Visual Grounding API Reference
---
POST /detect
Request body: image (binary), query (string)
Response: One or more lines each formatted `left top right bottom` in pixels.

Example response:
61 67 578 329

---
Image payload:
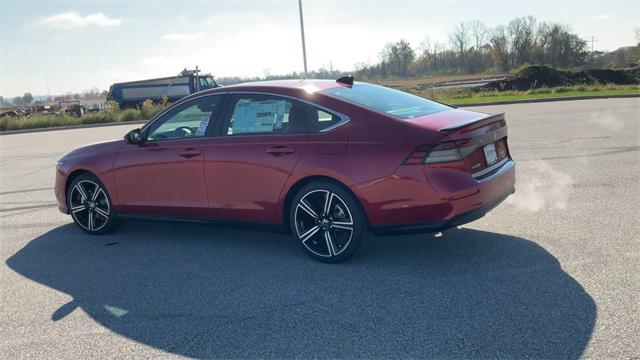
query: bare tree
508 16 537 67
542 23 588 68
469 20 488 72
432 41 445 71
533 22 551 66
419 37 433 59
490 25 510 71
449 22 469 71
354 15 591 79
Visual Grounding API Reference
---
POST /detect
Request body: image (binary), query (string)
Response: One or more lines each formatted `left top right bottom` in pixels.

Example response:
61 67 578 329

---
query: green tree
380 40 415 77
22 92 33 104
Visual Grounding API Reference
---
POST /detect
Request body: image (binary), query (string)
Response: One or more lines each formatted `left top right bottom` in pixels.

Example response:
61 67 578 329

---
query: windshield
199 76 216 89
322 83 451 119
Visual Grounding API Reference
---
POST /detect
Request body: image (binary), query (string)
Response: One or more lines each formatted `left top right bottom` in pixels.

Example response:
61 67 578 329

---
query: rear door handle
178 148 202 159
266 146 295 157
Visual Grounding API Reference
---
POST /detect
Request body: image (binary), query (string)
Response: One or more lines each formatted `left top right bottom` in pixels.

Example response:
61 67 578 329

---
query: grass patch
430 85 639 106
0 101 166 132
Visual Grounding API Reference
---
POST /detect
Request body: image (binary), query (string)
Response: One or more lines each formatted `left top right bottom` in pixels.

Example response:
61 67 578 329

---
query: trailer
107 68 219 108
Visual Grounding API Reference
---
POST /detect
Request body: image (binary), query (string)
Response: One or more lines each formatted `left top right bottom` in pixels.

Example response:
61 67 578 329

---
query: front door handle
266 146 295 157
178 148 202 159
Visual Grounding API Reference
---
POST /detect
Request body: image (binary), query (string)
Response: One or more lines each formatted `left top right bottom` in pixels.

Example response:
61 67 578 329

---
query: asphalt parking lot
1 98 638 358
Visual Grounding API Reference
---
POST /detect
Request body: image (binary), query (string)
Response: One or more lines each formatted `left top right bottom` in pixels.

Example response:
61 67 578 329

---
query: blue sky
1 0 639 97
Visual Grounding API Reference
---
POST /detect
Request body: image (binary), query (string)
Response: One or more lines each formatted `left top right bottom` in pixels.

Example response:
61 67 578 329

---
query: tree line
355 16 594 78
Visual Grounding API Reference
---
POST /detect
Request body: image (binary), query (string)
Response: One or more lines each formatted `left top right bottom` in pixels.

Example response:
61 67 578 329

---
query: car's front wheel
290 181 365 263
67 173 118 235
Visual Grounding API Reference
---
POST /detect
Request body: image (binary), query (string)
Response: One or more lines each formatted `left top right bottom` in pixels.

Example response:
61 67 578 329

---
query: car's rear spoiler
439 113 505 132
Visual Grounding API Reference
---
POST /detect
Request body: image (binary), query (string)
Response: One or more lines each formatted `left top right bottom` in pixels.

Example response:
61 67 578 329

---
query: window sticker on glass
233 99 286 133
195 116 210 136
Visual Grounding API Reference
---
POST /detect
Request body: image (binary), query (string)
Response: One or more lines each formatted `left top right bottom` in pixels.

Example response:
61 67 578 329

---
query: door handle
266 146 295 157
178 148 202 159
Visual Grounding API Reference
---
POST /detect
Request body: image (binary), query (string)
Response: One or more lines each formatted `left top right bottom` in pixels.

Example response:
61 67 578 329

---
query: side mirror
125 128 144 144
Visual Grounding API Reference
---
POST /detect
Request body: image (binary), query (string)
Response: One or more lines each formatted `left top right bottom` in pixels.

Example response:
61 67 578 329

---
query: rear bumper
371 186 514 235
365 158 516 235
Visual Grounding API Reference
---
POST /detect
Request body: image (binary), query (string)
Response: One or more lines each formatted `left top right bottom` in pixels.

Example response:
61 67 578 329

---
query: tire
289 180 366 263
67 173 119 235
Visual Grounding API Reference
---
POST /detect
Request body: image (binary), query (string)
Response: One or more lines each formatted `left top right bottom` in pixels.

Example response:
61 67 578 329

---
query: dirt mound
481 66 640 91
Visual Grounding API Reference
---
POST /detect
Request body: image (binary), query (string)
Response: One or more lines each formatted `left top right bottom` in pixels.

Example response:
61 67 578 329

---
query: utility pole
44 71 50 101
298 0 308 77
586 36 597 65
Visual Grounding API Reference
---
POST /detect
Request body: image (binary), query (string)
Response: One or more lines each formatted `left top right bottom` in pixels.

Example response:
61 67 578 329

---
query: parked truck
107 68 219 108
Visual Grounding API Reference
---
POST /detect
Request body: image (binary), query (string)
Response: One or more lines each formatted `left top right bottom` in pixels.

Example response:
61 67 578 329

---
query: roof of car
222 79 345 90
182 79 354 103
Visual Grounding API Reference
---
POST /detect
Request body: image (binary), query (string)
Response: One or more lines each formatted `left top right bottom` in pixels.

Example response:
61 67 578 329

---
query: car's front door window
147 96 220 141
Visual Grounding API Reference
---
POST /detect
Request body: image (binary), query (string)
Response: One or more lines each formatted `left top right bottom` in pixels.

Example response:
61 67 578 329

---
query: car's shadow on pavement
7 220 595 359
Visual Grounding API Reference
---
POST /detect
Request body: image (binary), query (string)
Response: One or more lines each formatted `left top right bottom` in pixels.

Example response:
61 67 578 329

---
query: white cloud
593 14 614 20
161 32 203 41
37 12 122 29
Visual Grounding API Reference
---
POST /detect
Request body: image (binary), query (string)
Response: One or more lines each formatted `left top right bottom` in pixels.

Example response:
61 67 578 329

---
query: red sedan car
55 77 515 262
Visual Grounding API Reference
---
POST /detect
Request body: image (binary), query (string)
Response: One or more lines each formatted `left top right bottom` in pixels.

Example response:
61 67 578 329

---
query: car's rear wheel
67 173 118 235
290 181 365 263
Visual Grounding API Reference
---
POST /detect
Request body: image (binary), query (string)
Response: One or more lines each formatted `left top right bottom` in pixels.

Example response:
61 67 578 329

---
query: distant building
81 99 107 111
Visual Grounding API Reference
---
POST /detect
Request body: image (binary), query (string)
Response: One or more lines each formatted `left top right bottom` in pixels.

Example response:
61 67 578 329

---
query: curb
0 120 148 136
1 93 638 135
450 93 640 107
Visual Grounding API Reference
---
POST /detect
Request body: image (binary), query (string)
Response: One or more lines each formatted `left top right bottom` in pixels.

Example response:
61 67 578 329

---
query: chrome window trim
224 91 351 134
141 90 351 136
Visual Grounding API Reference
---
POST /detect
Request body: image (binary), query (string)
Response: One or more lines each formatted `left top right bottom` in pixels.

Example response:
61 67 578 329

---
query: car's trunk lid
405 109 510 175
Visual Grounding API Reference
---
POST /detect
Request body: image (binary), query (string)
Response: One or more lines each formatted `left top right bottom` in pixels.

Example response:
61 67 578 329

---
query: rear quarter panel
273 91 450 224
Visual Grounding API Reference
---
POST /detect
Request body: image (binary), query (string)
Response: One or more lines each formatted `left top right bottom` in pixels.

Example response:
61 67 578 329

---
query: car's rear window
322 83 451 119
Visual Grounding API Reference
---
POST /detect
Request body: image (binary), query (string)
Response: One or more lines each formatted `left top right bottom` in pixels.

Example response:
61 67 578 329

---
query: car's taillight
423 142 463 164
403 145 432 165
403 142 477 165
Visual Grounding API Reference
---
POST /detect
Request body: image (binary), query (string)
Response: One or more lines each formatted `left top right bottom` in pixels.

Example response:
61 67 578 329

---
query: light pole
298 0 308 77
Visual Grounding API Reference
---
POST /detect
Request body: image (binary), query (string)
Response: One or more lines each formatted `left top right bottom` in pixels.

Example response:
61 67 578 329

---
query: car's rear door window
225 95 342 135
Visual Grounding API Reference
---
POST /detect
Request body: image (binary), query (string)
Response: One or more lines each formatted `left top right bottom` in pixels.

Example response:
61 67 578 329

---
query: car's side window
225 95 342 136
311 109 342 132
226 95 292 135
147 96 220 141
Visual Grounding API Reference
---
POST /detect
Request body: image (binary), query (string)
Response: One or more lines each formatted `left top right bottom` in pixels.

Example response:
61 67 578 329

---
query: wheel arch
65 169 93 191
282 175 369 234
64 169 97 207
